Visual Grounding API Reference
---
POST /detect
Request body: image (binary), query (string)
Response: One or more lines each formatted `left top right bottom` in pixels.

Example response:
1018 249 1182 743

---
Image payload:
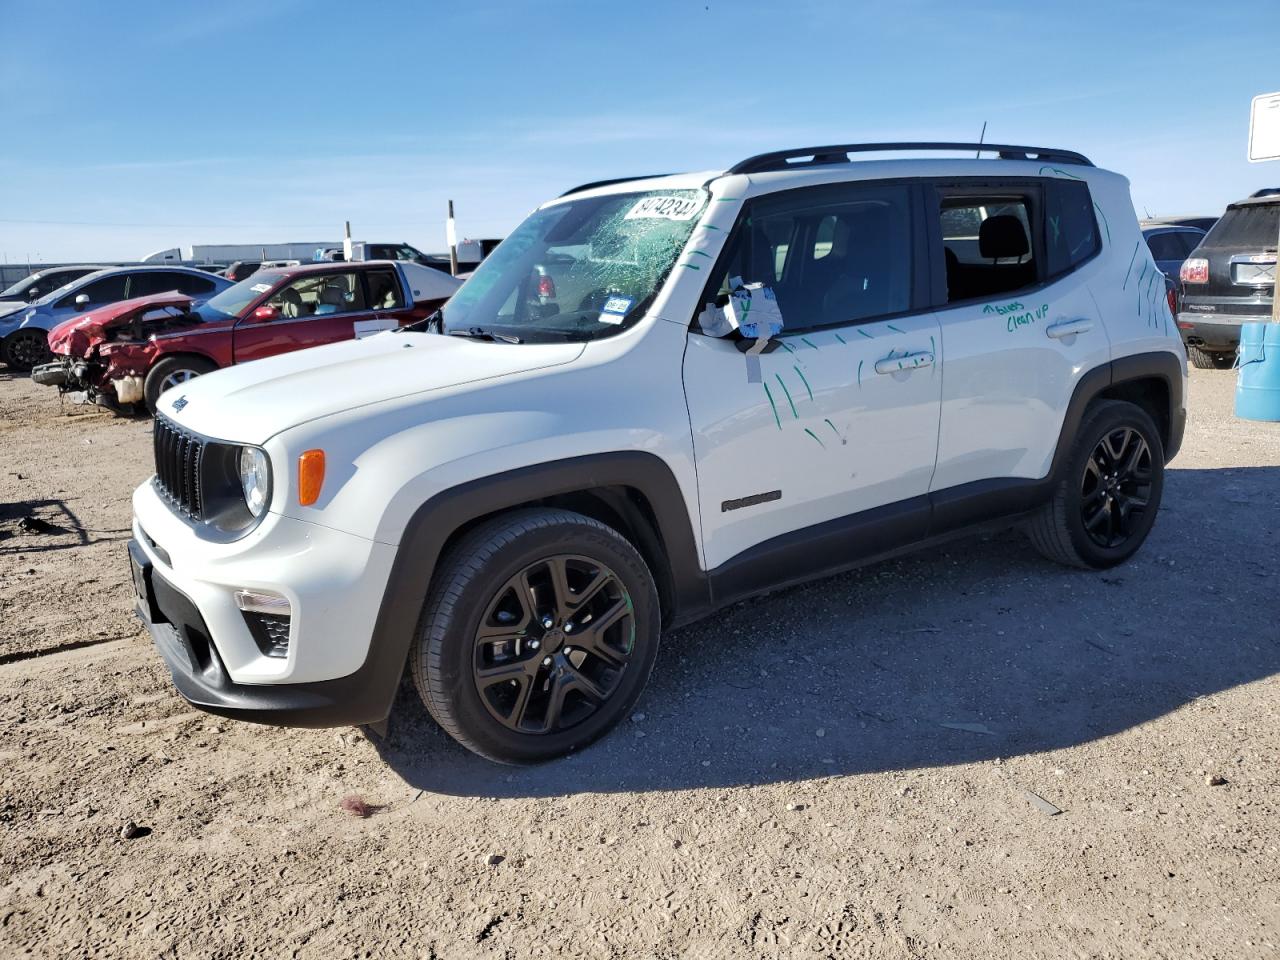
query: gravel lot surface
1 366 1277 958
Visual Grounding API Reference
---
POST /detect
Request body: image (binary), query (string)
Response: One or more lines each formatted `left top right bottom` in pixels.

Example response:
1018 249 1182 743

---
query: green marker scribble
929 335 936 355
700 223 722 230
779 341 796 354
824 418 842 439
1093 202 1111 245
857 359 864 388
857 328 873 339
804 428 825 449
885 323 905 334
1122 239 1140 289
1039 165 1085 181
1049 215 1061 244
801 337 818 350
793 366 813 400
679 263 701 270
834 333 847 344
688 250 713 258
775 374 798 419
762 381 782 430
715 198 740 202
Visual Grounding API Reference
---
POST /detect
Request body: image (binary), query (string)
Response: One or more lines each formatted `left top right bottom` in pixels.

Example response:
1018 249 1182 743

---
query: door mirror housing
74 293 91 311
252 305 280 322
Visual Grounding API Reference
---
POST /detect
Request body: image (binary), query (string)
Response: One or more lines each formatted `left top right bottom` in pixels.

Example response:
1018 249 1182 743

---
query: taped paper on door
598 295 633 325
624 195 705 221
353 318 398 339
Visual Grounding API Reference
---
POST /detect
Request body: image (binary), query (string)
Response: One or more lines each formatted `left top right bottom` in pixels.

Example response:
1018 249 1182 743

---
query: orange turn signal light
297 449 326 506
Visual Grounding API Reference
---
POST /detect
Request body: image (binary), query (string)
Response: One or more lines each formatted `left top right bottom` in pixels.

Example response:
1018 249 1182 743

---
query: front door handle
874 351 935 375
1046 318 1093 340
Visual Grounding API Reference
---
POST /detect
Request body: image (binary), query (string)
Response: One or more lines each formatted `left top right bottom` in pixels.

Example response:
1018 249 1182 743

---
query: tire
411 508 661 764
1025 399 1165 570
143 355 217 412
1186 344 1226 370
2 328 53 371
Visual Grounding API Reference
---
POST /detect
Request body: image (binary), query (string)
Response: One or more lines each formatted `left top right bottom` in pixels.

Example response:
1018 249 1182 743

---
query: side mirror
253 305 280 322
74 294 91 311
27 287 38 299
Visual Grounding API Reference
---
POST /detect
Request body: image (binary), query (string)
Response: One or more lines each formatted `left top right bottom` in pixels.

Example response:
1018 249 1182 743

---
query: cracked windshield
440 189 706 342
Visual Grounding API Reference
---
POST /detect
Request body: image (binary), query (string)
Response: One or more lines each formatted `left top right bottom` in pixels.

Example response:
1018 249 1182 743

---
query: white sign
1248 91 1280 162
624 195 704 221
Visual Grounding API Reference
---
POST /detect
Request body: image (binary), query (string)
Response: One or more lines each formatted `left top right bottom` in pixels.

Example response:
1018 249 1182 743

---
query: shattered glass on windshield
440 189 706 342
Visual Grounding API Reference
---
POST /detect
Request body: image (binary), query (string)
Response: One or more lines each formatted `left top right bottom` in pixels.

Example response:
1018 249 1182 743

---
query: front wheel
3 328 53 371
1025 400 1165 570
411 508 660 764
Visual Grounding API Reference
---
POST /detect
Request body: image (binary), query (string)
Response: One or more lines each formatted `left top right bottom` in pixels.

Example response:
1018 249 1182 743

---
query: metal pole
448 200 458 277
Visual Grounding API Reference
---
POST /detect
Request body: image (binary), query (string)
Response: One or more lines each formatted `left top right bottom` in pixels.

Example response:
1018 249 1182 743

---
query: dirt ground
1 365 1277 959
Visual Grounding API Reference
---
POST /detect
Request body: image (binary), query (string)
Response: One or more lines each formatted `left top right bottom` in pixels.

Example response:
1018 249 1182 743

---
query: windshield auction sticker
624 195 705 221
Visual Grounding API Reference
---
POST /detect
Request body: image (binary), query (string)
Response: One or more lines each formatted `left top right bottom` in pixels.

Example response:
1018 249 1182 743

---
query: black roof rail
560 174 672 198
726 142 1093 176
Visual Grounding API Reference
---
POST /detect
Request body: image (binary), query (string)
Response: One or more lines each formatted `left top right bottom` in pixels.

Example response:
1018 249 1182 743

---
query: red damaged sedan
34 261 462 413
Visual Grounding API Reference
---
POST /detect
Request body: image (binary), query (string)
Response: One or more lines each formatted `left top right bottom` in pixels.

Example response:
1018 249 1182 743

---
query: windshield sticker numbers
624 195 705 222
598 295 633 325
985 300 1050 332
250 283 273 293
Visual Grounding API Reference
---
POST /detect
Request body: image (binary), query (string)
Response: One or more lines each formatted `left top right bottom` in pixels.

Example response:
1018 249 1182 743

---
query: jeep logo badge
172 395 189 412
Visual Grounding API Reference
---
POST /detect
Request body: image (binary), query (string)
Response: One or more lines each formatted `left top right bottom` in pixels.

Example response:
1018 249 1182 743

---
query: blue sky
0 0 1276 263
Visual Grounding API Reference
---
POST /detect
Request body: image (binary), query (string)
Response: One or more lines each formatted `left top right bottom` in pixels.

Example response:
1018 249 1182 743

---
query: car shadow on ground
372 465 1280 797
0 498 129 555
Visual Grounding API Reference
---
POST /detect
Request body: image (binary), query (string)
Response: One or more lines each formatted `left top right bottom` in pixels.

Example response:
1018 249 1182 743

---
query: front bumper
1176 311 1267 351
130 479 402 726
131 540 397 726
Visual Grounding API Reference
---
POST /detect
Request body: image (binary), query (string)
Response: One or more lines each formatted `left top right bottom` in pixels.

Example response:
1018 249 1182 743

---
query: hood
157 330 585 441
0 300 28 320
48 293 195 356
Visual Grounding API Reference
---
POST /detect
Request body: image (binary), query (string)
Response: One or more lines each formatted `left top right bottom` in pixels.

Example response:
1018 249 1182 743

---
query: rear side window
364 268 404 309
1044 180 1099 278
1203 204 1280 248
937 192 1037 302
176 274 217 296
1145 232 1185 261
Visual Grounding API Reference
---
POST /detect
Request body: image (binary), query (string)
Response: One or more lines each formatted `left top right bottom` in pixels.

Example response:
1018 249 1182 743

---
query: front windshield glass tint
198 272 283 320
440 189 705 341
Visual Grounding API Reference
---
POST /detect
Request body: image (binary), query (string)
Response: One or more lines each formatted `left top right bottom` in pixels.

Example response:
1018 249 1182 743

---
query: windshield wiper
400 308 442 333
448 326 522 344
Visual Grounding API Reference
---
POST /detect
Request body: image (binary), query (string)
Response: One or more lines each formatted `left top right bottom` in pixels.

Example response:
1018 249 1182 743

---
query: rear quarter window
1044 180 1099 279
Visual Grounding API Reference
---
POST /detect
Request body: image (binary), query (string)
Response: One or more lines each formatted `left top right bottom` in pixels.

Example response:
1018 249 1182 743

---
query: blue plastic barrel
1235 322 1280 422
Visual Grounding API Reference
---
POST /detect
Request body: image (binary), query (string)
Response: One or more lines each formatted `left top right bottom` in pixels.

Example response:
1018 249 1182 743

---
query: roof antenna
975 121 987 158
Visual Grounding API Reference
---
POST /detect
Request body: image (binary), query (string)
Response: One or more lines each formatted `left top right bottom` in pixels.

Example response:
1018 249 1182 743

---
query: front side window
269 273 367 318
440 189 706 342
59 274 127 307
705 183 912 333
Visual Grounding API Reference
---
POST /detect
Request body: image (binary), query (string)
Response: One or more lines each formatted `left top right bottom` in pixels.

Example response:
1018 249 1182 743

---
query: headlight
238 447 271 517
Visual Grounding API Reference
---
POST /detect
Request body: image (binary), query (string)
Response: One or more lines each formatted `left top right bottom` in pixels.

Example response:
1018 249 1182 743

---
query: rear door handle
874 351 934 375
1046 318 1093 339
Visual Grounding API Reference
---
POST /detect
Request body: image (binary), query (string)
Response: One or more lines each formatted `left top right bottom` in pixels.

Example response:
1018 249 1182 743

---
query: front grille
153 416 206 519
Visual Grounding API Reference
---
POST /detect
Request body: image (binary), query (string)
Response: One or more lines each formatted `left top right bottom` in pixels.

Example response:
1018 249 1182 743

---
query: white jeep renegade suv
129 142 1187 763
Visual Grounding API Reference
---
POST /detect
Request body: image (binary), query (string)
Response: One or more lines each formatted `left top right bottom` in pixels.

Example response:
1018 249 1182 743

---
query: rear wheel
411 508 660 764
1025 400 1164 570
143 355 217 412
1186 344 1233 370
2 329 53 371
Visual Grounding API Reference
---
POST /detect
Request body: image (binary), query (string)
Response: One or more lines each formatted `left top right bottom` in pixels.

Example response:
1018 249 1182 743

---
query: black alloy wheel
4 329 53 371
1079 426 1153 549
473 554 635 734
